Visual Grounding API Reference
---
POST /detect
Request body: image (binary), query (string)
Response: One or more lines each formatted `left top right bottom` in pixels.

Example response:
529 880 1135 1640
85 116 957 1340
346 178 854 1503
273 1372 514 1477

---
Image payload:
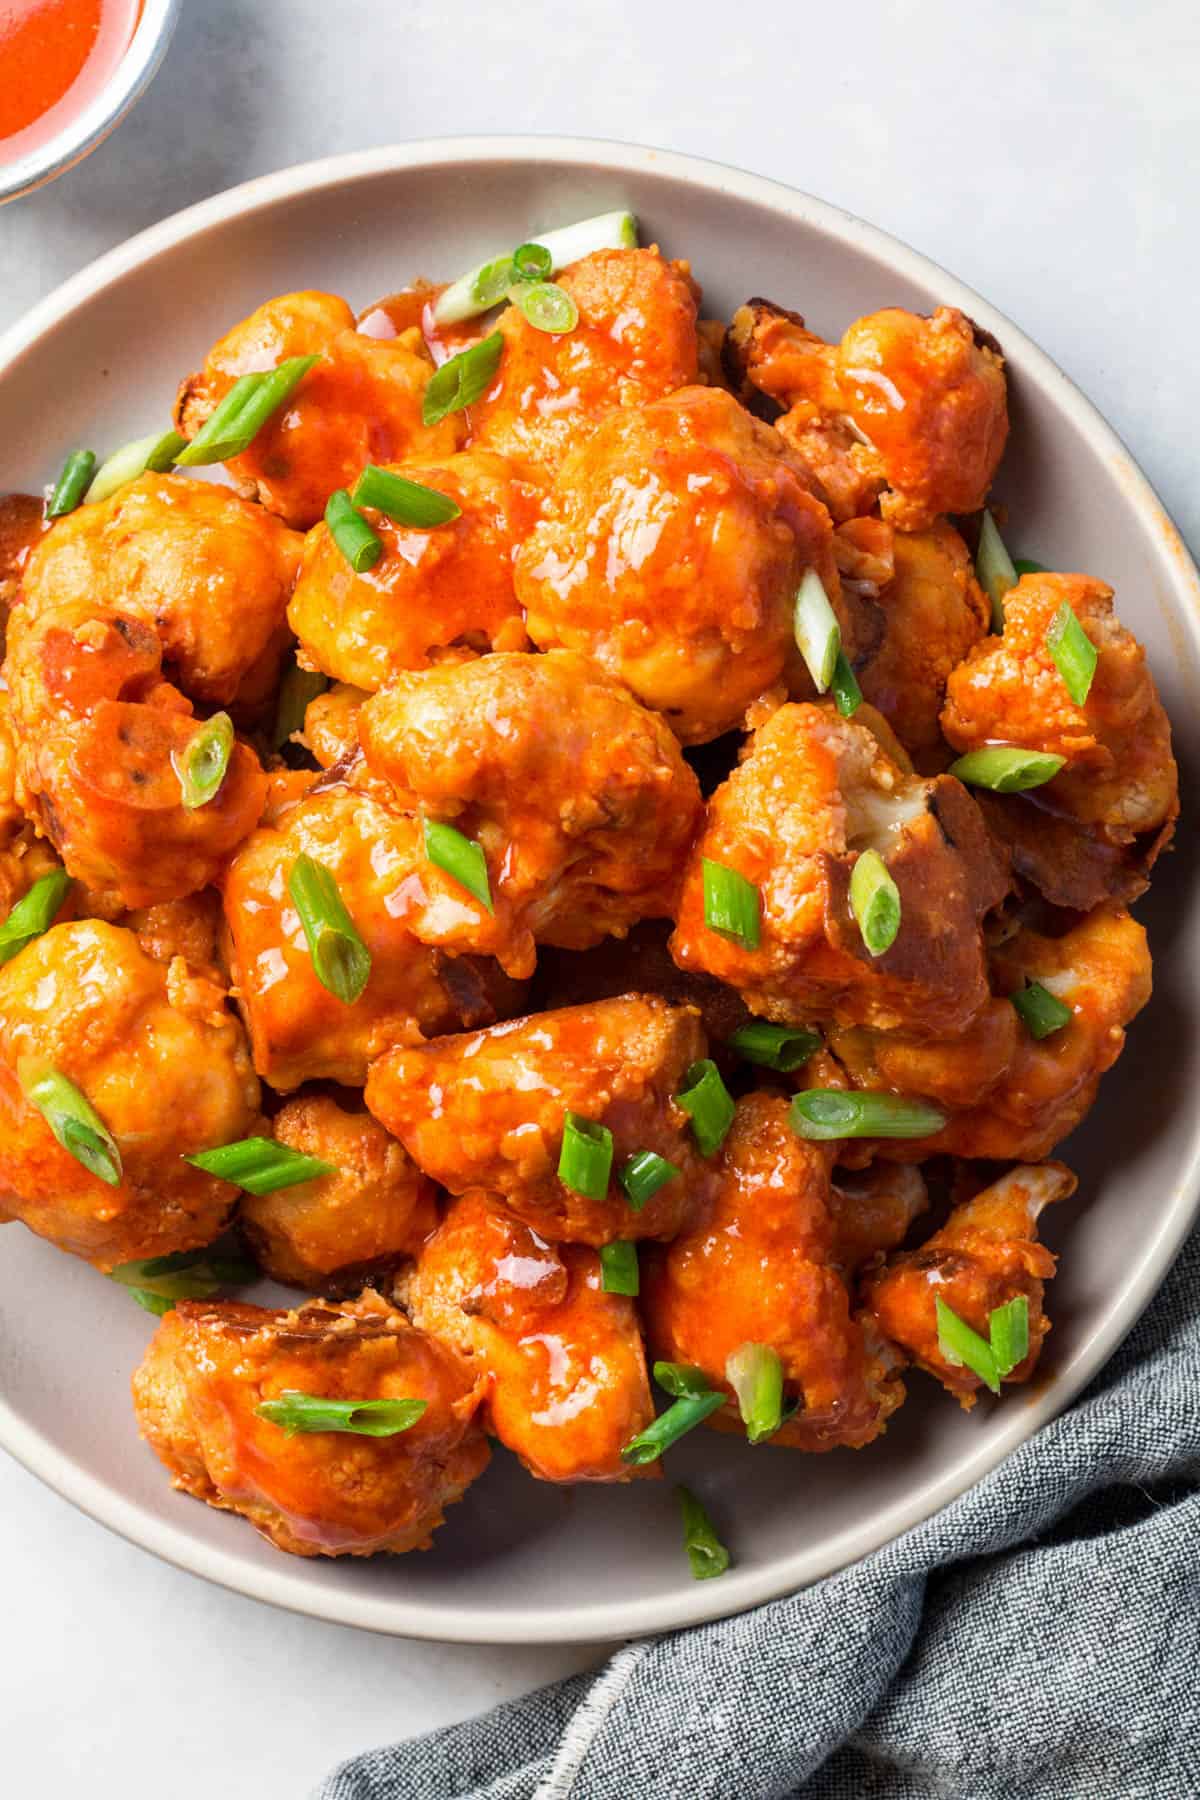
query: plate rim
2 133 1198 1646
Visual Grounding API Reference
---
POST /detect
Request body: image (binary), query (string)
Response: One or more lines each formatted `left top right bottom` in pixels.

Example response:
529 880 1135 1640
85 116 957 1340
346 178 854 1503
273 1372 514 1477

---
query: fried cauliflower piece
726 299 1008 529
175 291 464 529
0 492 47 628
515 386 845 744
828 906 1152 1164
132 1290 489 1557
862 1162 1074 1407
0 693 64 914
240 1093 438 1290
532 919 753 1048
20 475 303 710
121 891 226 982
0 920 259 1269
407 1189 653 1482
829 1160 929 1273
4 597 267 909
288 450 540 691
300 681 366 769
466 247 700 480
354 651 703 979
641 1093 906 1450
222 786 522 1091
942 572 1178 892
366 995 707 1245
670 702 1010 1036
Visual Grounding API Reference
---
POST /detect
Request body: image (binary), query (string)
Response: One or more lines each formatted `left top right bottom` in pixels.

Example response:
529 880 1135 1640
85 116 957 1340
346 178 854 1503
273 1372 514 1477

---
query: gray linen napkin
316 1227 1200 1800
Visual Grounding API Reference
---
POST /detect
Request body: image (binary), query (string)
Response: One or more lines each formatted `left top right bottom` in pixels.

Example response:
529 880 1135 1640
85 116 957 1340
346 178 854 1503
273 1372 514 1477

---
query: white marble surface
1 2 1198 1795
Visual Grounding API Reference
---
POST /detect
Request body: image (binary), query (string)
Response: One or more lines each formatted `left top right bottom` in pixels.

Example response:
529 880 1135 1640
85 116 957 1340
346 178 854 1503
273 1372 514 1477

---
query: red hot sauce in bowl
0 0 143 160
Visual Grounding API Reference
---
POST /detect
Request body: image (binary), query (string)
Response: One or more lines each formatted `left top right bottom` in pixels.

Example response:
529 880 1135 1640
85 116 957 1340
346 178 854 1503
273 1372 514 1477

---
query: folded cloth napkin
316 1228 1200 1800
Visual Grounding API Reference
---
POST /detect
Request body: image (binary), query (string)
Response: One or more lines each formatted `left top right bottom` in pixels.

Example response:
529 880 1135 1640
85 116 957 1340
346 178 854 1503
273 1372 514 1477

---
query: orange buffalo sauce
0 0 142 158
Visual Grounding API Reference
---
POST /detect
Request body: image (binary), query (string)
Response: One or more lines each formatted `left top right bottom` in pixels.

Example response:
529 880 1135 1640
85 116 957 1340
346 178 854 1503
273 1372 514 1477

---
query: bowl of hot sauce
0 0 178 203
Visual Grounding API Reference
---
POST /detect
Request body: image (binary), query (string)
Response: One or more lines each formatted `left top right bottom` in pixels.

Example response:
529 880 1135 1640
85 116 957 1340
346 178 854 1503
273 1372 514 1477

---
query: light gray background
1 3 1196 1795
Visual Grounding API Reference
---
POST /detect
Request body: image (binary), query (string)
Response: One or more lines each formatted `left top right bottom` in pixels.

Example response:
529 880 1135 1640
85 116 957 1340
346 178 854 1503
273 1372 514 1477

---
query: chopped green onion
84 429 187 503
831 650 862 717
272 661 328 751
432 210 637 326
618 1150 680 1212
0 868 72 966
653 1361 712 1399
511 241 553 282
184 1135 338 1195
255 1392 428 1438
176 355 319 465
702 858 761 949
727 1022 819 1072
351 465 462 527
976 510 1017 630
726 1342 784 1444
676 1485 730 1580
621 1391 726 1465
424 819 493 913
47 449 96 517
111 1247 257 1313
510 282 579 334
677 1059 735 1157
849 848 901 957
935 1296 1000 1393
1011 980 1073 1040
987 1295 1030 1377
794 568 841 692
948 746 1066 792
17 1060 122 1185
789 1090 946 1141
325 488 383 573
287 854 372 1004
557 1112 614 1200
171 711 234 810
599 1240 639 1296
1046 601 1098 706
422 332 504 426
1013 558 1046 576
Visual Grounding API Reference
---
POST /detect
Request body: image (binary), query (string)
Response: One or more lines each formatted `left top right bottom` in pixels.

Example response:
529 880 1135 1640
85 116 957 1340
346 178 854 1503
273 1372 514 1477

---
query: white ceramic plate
1 138 1198 1646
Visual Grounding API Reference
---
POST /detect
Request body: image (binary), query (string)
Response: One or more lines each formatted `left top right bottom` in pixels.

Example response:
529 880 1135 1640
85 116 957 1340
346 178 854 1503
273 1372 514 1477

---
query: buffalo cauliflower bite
0 493 48 626
132 1290 489 1556
0 919 259 1269
175 291 464 529
120 891 226 982
20 474 303 710
670 702 1010 1036
288 450 540 691
221 785 522 1091
299 682 367 768
640 1093 906 1451
829 1160 929 1273
726 298 1008 529
406 1189 654 1482
515 385 846 744
862 1162 1074 1407
4 597 267 909
354 651 703 979
466 247 700 480
365 994 707 1245
240 1093 438 1290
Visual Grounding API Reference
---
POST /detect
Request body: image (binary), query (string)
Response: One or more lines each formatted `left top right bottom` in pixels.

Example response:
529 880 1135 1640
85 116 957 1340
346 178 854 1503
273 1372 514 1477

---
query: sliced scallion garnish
1010 980 1073 1040
948 746 1066 793
510 282 579 334
621 1371 726 1465
255 1392 428 1438
18 1060 122 1185
789 1090 946 1141
702 857 761 950
176 355 320 466
599 1239 639 1296
935 1294 1031 1395
1046 601 1098 706
432 210 637 326
84 429 187 503
110 1247 257 1315
557 1112 614 1200
727 1022 819 1073
618 1150 681 1212
0 868 72 966
830 651 862 717
424 819 493 913
287 853 372 1004
676 1484 730 1580
677 1059 735 1158
325 488 383 573
793 568 841 693
726 1342 784 1444
849 848 901 958
171 711 234 810
351 465 462 527
422 333 504 426
47 449 96 518
987 1295 1031 1376
1013 557 1046 576
976 510 1017 631
272 661 328 751
184 1136 338 1195
511 241 553 282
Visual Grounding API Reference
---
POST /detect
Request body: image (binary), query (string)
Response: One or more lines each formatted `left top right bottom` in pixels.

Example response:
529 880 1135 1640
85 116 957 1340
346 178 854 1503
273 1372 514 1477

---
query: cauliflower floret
407 1189 653 1482
299 681 367 769
670 702 1010 1035
829 1160 929 1273
132 1290 489 1557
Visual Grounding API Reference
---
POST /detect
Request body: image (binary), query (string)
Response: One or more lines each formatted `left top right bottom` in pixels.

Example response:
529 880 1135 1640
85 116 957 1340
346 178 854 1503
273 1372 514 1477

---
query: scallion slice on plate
830 650 863 717
726 1342 784 1444
0 868 72 966
184 1136 338 1195
272 661 328 751
351 465 462 527
1046 600 1098 705
110 1247 257 1316
677 1059 735 1157
255 1393 428 1438
948 746 1066 792
976 510 1017 630
794 568 841 692
18 1060 122 1186
325 488 383 573
935 1294 1031 1395
432 210 637 326
676 1485 730 1580
47 448 96 517
423 819 493 913
727 1022 819 1073
84 428 187 503
849 848 901 957
702 857 760 949
599 1240 639 1296
558 1112 614 1200
422 332 504 426
510 282 579 334
176 355 319 465
618 1150 680 1212
789 1089 946 1141
172 711 234 810
621 1389 726 1465
286 854 372 1004
1011 980 1073 1040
